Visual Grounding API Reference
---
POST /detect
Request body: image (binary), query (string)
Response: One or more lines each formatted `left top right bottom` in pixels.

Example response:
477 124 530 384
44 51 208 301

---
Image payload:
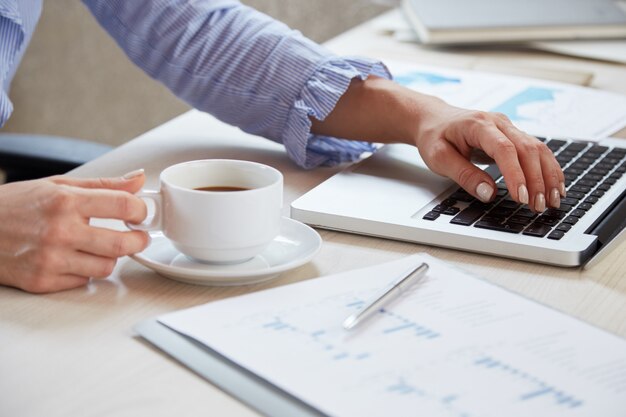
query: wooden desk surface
2 10 626 417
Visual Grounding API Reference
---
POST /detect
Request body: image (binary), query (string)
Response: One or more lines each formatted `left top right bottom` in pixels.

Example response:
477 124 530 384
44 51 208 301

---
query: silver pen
342 262 429 331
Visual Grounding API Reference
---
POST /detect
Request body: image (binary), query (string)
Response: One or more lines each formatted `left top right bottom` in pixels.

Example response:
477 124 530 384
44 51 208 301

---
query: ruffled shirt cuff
282 57 392 169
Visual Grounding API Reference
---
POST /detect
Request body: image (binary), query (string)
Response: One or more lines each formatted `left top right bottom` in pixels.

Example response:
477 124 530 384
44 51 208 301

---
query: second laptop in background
402 0 626 45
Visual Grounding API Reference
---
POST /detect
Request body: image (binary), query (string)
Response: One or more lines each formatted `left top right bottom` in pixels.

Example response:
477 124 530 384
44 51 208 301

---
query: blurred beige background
0 0 389 147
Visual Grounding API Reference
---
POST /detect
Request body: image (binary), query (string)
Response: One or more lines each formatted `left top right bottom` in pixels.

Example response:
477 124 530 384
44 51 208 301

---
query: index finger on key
474 125 529 205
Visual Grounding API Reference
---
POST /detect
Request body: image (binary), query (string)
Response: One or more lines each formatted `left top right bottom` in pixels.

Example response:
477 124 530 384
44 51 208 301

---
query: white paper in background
375 9 626 65
385 60 626 140
159 254 626 417
530 40 626 65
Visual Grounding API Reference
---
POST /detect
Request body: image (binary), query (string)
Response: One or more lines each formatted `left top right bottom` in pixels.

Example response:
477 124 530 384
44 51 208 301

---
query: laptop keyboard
422 138 626 240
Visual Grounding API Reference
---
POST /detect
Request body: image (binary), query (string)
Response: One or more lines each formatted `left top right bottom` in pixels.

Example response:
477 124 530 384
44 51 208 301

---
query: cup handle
125 190 162 231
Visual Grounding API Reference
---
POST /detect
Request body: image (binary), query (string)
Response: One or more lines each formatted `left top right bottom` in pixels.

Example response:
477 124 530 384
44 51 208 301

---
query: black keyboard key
523 223 553 237
564 142 587 151
575 179 597 187
475 220 524 233
556 223 572 232
565 167 585 175
565 191 585 200
608 149 626 158
591 189 605 198
590 169 610 177
595 163 615 171
441 198 457 207
516 208 538 218
546 139 566 152
432 204 447 213
561 197 580 206
577 202 592 211
535 216 560 226
570 184 591 194
555 204 573 213
609 171 624 179
543 209 566 219
597 183 612 191
496 200 520 208
601 157 621 167
563 216 579 225
481 214 503 222
548 230 565 240
451 206 485 226
442 206 460 216
470 201 496 210
578 157 597 165
589 145 608 154
450 190 474 202
581 174 604 182
491 207 515 217
508 215 533 225
547 139 567 151
570 209 585 218
423 211 440 221
585 196 599 205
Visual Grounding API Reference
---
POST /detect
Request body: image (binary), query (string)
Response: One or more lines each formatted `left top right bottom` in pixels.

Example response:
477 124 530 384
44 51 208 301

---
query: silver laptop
291 138 626 267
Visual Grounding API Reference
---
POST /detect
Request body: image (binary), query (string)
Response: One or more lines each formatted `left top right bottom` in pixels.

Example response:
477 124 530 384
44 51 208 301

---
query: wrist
395 87 449 147
368 79 450 147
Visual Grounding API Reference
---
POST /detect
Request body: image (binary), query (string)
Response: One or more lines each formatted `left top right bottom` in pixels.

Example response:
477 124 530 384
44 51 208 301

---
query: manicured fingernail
559 182 566 197
476 182 494 203
518 184 529 205
550 188 561 208
123 168 145 179
535 193 546 212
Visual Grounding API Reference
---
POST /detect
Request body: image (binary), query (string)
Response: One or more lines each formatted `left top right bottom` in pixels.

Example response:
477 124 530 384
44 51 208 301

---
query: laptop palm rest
292 144 454 223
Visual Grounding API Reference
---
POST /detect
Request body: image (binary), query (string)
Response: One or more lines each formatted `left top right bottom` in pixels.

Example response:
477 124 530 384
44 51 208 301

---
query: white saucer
131 217 322 286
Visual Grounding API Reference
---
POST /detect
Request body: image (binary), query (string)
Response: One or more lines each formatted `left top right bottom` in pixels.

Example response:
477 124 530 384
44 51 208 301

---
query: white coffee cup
128 159 283 264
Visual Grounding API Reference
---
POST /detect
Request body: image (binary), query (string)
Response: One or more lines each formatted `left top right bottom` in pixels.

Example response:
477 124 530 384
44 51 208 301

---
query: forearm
311 76 439 146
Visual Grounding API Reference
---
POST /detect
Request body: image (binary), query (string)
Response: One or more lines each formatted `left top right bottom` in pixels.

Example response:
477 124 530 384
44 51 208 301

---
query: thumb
51 169 146 193
433 149 496 203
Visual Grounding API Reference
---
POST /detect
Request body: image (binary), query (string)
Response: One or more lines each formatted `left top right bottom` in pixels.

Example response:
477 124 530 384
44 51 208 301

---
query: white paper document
386 60 626 141
159 254 626 417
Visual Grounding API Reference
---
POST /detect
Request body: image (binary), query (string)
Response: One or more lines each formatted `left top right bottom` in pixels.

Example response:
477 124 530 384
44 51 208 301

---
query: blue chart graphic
474 356 583 408
345 299 441 339
394 72 462 87
263 316 371 361
260 297 440 363
491 87 558 122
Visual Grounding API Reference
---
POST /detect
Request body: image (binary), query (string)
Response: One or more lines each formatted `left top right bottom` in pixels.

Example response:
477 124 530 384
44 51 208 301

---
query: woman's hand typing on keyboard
310 76 565 212
411 96 565 212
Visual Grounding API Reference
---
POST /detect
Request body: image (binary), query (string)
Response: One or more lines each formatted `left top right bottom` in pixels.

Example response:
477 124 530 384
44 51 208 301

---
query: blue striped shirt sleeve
81 0 391 168
0 0 42 127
